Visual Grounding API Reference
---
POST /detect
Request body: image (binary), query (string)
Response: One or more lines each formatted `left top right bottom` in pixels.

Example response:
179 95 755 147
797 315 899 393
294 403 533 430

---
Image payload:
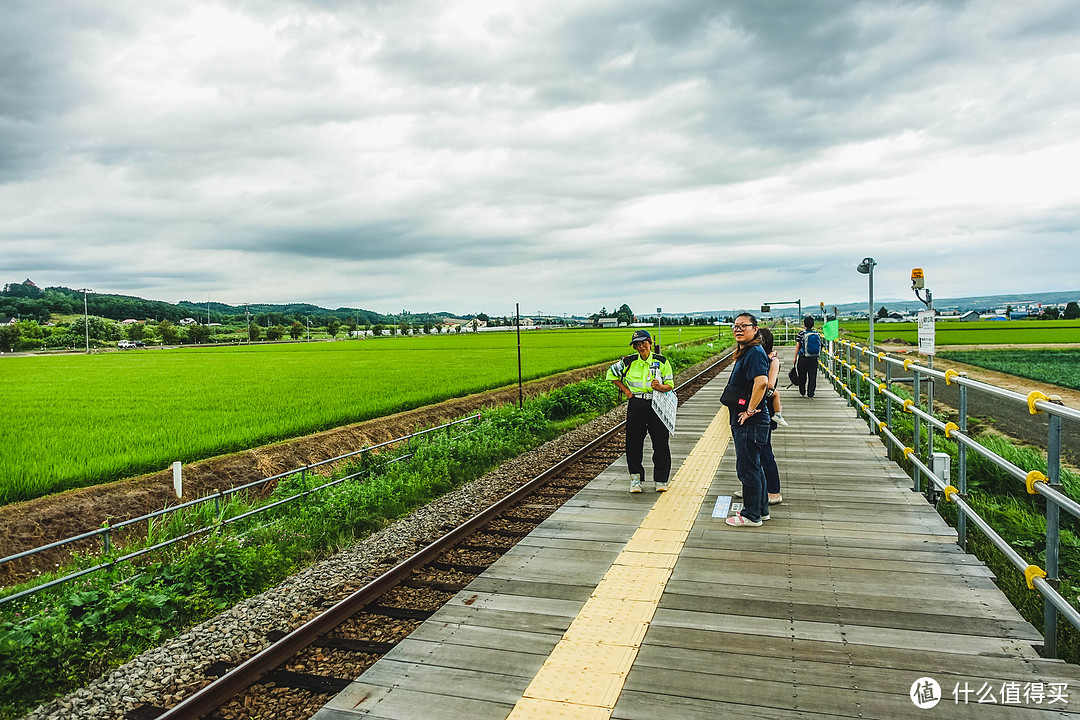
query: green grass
842 319 1080 345
937 349 1080 391
0 379 623 719
0 327 721 505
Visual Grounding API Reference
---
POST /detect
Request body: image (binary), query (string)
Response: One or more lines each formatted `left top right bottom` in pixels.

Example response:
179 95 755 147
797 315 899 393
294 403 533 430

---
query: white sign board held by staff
652 390 678 435
917 310 936 356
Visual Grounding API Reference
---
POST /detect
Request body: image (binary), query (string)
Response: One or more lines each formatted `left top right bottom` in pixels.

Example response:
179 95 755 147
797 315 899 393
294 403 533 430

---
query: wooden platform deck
314 352 1080 719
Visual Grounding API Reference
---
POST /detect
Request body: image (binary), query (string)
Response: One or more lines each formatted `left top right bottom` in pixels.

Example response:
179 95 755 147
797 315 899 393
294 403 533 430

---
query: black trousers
797 354 818 397
626 397 671 484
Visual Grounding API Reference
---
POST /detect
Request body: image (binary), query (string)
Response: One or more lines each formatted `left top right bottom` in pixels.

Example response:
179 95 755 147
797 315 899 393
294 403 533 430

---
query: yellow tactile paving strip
505 409 733 719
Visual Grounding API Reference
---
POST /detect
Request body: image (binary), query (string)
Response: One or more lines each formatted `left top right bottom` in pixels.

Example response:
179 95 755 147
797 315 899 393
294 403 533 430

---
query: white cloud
1 0 1079 315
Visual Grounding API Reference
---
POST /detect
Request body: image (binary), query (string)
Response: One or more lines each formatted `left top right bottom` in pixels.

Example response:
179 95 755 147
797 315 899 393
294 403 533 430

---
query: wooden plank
655 590 1041 640
313 682 514 720
650 607 1043 657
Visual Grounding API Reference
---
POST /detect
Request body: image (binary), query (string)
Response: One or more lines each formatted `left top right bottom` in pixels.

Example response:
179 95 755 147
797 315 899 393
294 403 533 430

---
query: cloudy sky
2 1 1078 317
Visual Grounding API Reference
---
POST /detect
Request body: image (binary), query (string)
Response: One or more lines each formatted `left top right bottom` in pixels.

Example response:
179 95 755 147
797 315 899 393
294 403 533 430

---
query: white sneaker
774 414 789 427
732 489 743 499
630 474 643 493
655 481 668 492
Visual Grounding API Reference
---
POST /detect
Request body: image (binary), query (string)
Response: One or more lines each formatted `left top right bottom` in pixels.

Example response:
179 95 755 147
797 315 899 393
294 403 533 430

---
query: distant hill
1 279 457 326
684 290 1080 319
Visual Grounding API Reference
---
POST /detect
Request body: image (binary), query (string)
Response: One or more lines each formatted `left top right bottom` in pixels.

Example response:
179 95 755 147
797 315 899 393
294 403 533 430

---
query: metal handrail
837 352 1080 523
0 414 481 605
820 339 1080 656
836 339 1080 423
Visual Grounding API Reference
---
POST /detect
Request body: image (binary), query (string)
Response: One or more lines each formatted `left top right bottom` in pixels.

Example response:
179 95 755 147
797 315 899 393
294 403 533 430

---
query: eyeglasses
732 323 756 331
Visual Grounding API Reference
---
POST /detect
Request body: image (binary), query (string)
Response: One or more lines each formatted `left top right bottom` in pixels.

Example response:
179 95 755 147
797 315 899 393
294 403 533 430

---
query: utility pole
516 303 523 408
78 288 92 354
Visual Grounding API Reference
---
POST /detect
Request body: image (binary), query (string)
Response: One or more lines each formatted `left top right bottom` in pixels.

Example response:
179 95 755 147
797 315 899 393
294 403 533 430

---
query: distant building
178 318 199 325
0 317 16 326
958 311 979 322
594 316 619 328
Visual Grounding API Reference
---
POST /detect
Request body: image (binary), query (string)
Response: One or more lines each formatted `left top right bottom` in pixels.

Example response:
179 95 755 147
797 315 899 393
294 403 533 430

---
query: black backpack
617 353 666 380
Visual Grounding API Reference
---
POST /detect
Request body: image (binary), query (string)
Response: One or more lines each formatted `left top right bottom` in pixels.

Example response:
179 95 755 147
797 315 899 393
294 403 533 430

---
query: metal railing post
213 489 224 535
846 343 853 406
855 347 862 409
927 374 936 481
913 369 921 493
1045 412 1063 658
885 360 893 461
101 521 112 555
868 350 875 415
957 377 968 551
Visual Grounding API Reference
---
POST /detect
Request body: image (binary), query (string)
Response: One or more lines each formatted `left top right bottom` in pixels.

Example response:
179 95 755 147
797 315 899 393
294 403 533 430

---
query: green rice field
0 327 720 505
842 319 1080 346
937 349 1080 391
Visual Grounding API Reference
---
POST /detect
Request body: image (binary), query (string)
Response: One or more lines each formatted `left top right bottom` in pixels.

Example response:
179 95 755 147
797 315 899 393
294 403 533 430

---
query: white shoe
774 414 789 427
655 481 668 492
630 474 643 493
725 512 762 528
732 489 743 499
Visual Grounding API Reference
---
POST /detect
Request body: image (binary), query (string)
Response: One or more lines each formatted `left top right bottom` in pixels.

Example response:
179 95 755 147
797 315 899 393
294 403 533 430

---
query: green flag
822 318 839 341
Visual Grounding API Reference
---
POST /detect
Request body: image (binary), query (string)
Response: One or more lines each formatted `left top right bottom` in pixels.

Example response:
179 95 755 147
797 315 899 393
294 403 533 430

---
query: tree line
0 279 449 327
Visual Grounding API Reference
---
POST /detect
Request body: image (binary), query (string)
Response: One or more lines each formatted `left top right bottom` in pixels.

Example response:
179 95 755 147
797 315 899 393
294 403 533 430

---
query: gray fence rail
0 414 481 606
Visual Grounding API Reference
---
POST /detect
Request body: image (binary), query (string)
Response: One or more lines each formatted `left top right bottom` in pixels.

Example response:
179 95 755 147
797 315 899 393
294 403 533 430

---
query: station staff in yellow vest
607 329 675 493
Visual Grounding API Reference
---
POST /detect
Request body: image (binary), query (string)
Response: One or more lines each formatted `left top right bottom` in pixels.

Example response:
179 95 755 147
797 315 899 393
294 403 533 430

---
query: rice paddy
0 327 720 504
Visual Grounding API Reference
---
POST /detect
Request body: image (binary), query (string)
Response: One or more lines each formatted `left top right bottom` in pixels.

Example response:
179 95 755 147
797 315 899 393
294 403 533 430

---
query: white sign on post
172 461 182 498
917 310 936 356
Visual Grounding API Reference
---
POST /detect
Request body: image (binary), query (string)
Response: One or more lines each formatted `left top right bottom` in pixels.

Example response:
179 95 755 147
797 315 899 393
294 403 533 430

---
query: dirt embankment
0 361 617 584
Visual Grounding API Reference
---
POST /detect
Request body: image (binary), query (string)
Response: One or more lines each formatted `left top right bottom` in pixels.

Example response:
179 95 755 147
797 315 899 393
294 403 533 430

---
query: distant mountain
683 290 1079 319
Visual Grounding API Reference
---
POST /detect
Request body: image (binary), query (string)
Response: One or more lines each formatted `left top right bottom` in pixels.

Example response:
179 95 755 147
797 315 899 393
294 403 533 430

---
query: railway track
128 353 733 720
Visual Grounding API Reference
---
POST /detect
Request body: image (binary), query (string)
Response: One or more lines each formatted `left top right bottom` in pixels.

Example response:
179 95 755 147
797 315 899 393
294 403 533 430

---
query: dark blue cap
629 329 652 345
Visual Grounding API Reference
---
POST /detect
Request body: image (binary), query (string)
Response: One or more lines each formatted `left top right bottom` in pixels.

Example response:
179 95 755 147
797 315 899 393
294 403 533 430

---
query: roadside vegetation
0 344 726 719
938 349 1080 391
0 328 721 506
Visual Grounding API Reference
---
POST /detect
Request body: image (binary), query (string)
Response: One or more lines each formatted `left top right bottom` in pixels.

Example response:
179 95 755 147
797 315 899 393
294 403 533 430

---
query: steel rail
155 349 735 720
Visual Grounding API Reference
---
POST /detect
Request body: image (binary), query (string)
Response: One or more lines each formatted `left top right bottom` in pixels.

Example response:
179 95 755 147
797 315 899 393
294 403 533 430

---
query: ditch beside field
0 361 611 583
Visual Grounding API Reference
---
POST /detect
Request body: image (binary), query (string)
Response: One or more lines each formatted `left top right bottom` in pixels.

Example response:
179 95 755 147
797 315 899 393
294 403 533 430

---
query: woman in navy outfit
724 313 771 527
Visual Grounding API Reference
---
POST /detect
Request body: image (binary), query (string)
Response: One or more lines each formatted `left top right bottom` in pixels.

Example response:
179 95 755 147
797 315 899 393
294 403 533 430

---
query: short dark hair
736 312 758 327
803 316 815 329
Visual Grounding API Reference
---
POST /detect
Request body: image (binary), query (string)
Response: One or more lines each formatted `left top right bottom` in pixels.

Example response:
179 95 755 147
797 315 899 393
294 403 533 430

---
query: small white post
172 461 182 498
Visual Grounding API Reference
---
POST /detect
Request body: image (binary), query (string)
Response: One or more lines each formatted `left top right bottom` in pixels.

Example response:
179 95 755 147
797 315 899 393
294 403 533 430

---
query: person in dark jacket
795 316 822 398
724 313 771 527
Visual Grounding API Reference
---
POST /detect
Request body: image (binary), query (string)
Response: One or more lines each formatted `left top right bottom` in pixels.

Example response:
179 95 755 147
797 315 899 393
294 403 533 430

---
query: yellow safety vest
607 352 674 395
